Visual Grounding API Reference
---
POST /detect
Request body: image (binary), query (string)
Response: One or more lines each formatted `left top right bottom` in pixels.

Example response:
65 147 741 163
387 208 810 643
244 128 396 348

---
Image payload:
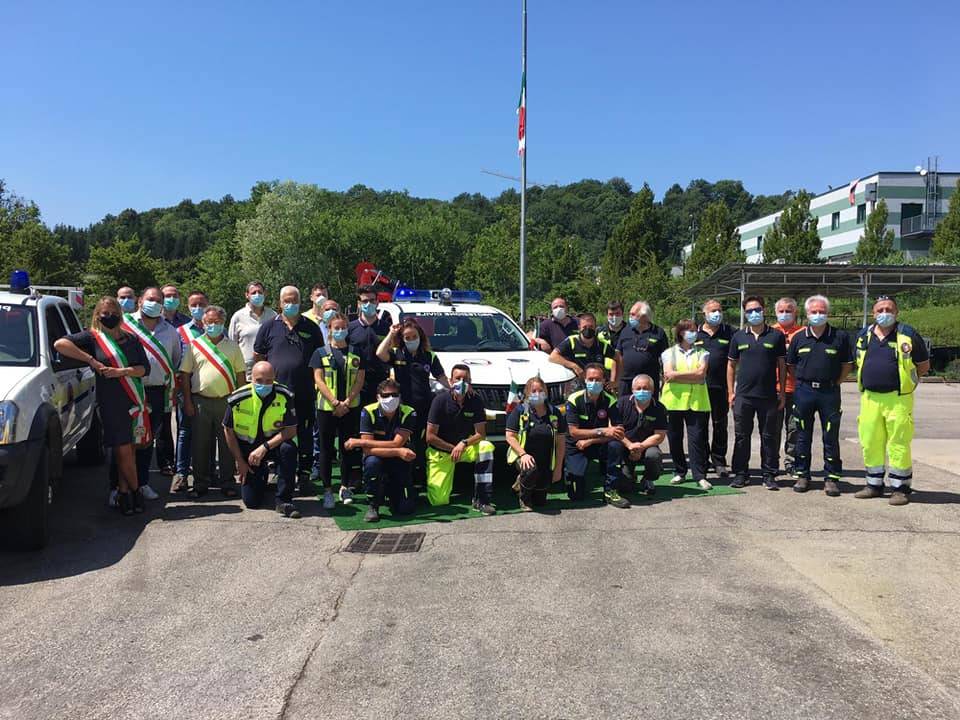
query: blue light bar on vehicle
392 285 483 304
9 270 30 292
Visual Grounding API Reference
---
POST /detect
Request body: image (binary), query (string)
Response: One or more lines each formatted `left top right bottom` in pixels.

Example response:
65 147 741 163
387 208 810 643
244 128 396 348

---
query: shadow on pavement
908 490 960 505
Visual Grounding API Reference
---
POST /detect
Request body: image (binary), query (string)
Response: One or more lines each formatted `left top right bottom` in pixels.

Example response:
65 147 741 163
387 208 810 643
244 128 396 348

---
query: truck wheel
1 449 51 551
76 410 106 466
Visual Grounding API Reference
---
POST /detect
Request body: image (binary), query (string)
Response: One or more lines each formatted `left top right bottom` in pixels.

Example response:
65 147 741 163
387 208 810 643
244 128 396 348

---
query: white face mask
552 306 567 321
379 396 400 413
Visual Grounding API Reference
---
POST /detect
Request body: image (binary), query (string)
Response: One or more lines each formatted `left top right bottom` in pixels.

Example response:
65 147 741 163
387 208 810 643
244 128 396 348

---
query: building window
857 204 866 224
831 211 840 231
756 235 762 252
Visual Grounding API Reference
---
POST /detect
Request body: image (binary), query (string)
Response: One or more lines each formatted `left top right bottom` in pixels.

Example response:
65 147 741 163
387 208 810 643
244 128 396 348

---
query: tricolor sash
193 334 237 394
91 329 152 447
178 323 203 347
122 314 176 411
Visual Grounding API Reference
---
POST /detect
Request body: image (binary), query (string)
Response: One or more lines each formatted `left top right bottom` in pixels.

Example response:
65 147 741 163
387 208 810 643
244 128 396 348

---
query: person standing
311 299 340 345
302 283 330 325
614 374 668 497
222 361 302 519
171 290 208 493
228 281 278 379
661 320 712 491
549 312 617 383
425 365 497 514
153 284 188 474
563 363 629 508
852 296 929 506
254 285 325 494
695 299 734 478
598 300 626 350
505 376 567 511
160 284 191 328
786 295 853 497
179 305 246 497
310 312 366 509
534 296 579 352
727 296 787 490
614 300 669 397
347 285 394 405
772 297 804 476
116 286 137 316
54 297 149 516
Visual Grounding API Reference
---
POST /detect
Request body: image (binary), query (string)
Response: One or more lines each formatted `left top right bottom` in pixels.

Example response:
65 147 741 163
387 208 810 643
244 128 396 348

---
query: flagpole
519 0 528 326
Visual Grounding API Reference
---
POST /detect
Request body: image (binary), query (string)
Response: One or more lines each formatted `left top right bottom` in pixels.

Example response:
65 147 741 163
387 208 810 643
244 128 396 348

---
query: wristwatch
595 428 604 437
261 442 270 453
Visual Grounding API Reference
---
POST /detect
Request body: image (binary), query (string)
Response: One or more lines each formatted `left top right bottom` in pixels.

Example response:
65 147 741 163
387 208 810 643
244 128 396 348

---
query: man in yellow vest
549 312 618 384
853 295 929 506
222 361 301 518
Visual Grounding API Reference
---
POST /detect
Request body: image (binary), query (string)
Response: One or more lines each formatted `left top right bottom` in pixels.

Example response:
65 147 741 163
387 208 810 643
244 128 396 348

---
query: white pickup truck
0 281 104 550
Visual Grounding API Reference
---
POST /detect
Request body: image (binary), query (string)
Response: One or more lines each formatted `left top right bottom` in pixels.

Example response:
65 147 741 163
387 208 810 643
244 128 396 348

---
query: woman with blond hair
54 296 149 515
505 376 566 510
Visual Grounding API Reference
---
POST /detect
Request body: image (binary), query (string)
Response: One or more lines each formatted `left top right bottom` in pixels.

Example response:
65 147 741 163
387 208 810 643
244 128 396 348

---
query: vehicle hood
433 350 574 386
0 366 43 402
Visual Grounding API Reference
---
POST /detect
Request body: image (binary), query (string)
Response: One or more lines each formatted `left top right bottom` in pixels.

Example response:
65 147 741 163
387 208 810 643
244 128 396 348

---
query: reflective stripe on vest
230 385 291 444
660 346 710 412
855 325 918 395
506 403 560 470
318 351 362 410
361 402 415 440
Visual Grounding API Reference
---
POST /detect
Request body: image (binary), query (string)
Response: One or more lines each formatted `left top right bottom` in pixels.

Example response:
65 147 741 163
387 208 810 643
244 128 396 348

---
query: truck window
45 305 80 371
61 304 82 334
0 306 38 367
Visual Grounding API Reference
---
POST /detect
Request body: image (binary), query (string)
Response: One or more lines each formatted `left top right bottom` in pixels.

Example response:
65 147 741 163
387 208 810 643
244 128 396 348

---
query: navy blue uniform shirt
427 389 486 446
858 323 928 393
786 325 853 384
695 323 734 389
728 325 787 400
253 315 324 401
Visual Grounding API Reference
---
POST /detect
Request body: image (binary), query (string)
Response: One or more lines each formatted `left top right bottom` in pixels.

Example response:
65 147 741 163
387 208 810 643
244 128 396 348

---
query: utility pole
519 0 528 325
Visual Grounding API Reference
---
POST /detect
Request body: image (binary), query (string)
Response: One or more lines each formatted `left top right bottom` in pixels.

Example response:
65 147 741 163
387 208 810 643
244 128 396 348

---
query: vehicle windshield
0 305 38 366
401 311 530 352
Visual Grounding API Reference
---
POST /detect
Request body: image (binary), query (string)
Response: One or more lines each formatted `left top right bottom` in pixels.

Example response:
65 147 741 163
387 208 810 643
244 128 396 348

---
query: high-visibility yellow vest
564 334 614 373
228 383 294 444
506 403 562 469
660 345 711 412
316 348 362 410
855 324 919 395
361 401 415 441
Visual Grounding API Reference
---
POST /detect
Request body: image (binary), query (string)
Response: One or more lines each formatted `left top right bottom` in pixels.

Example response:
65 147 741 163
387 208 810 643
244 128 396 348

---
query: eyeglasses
379 392 400 398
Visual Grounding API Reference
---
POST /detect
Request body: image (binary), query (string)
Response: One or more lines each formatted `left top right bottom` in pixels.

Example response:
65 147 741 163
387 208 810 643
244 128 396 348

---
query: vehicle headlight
0 401 18 445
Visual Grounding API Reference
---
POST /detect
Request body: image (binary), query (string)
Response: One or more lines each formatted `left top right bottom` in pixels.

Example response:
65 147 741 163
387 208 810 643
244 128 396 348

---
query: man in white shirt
228 281 278 380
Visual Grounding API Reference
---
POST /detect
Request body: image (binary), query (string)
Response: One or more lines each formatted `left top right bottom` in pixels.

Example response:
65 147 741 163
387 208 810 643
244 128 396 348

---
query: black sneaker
275 502 302 519
472 499 496 515
132 488 145 513
763 476 779 491
604 488 631 508
729 476 748 489
364 505 380 522
715 463 731 479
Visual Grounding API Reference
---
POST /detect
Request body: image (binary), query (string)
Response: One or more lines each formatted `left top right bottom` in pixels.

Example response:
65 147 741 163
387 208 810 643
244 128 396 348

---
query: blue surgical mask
141 300 162 318
282 302 299 318
163 297 180 312
404 338 420 353
706 310 722 325
876 312 896 328
745 309 764 325
452 379 469 395
683 330 698 344
585 379 603 396
527 391 546 405
776 312 795 325
633 389 653 403
322 308 336 323
253 382 273 398
332 328 348 342
118 297 136 313
361 301 377 317
807 312 828 327
628 317 640 329
205 323 223 338
249 293 265 308
190 306 205 322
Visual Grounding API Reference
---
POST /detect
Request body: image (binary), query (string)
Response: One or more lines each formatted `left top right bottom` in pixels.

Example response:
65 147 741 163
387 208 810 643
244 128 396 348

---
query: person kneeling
222 361 301 519
505 377 566 511
564 363 629 508
344 379 418 523
615 374 668 497
425 364 496 515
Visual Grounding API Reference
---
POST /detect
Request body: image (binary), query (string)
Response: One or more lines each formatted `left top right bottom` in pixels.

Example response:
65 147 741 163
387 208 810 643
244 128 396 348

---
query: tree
0 223 76 285
762 190 821 263
853 199 901 264
684 201 745 279
83 235 159 303
600 183 661 281
932 180 960 264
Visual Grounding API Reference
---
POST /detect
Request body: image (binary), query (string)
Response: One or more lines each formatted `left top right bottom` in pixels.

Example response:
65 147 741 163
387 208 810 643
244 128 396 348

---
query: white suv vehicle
378 288 574 440
0 281 103 550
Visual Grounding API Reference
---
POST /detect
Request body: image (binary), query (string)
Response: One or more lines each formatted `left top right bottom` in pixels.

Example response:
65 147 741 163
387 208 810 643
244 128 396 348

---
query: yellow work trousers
426 441 495 506
858 390 914 488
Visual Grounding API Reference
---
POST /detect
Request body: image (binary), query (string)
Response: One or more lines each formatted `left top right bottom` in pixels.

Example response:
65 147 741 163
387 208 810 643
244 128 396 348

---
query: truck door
43 305 83 451
59 304 96 445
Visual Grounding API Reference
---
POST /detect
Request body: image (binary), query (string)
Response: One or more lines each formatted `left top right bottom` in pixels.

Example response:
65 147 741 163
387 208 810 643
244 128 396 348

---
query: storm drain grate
345 531 425 554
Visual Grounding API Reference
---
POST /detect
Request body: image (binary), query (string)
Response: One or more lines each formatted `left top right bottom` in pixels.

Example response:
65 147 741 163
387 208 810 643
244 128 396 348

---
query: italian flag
517 72 526 156
506 374 520 412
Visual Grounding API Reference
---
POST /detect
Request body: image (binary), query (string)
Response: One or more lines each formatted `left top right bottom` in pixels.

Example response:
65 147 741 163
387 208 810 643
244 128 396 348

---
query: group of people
51 280 928 522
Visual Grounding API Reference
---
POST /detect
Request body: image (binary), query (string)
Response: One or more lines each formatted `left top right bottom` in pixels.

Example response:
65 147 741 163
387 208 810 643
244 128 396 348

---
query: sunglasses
379 392 400 398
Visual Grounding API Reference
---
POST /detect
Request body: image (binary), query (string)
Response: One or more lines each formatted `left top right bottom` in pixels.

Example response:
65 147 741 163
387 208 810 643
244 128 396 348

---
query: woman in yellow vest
505 376 567 510
308 313 366 510
660 319 713 490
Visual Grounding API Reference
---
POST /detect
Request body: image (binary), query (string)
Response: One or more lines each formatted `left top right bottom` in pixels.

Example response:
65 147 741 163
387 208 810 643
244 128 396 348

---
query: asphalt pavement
1 384 959 720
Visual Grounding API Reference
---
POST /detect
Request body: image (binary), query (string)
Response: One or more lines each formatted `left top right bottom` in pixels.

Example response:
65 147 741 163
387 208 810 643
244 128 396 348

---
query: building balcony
900 214 942 237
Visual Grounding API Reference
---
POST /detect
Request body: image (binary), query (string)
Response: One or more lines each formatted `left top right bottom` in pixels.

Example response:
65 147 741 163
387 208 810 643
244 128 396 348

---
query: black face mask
580 326 596 340
99 314 121 329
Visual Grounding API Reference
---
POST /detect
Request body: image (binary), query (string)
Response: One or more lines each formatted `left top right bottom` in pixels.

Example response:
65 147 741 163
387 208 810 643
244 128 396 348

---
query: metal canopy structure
684 263 960 325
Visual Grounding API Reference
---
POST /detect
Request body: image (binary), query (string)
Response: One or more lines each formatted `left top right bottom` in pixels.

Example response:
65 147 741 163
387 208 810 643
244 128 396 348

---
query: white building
684 167 958 263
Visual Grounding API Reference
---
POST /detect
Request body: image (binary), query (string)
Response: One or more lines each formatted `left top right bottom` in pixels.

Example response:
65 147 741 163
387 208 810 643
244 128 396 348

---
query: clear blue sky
4 0 959 227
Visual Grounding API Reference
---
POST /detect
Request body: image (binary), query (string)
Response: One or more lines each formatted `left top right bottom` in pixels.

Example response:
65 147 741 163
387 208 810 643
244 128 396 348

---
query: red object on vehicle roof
354 262 396 303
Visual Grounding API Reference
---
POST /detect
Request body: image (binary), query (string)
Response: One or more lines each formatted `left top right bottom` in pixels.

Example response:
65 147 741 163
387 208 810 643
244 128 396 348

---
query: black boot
118 492 134 516
132 488 145 513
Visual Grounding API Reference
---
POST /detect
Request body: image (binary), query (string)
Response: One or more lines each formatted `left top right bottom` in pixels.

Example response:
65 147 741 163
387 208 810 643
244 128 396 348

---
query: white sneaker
339 486 354 505
140 485 160 500
108 489 118 507
698 478 713 491
322 489 336 510
670 474 685 485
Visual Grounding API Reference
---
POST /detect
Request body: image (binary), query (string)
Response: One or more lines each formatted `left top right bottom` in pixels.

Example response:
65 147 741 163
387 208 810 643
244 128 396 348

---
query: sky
3 0 959 227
